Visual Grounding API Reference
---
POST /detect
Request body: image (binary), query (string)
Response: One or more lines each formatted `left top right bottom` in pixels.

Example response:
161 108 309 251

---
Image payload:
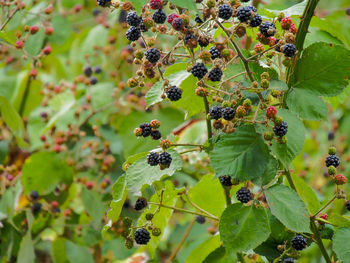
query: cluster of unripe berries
134 119 162 140
264 105 288 143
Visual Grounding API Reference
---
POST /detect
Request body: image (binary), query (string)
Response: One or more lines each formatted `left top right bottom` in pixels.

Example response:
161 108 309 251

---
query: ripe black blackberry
30 190 39 200
198 37 209 47
209 106 222 120
195 215 206 224
291 235 307 251
195 14 203 24
90 77 98 85
184 34 198 48
325 155 340 168
250 13 262 27
259 21 276 37
126 26 141 41
283 43 297 57
191 63 208 79
32 202 42 214
237 6 253 23
153 10 167 24
273 121 288 137
140 123 152 137
97 0 110 7
140 19 148 32
219 176 233 187
134 197 148 211
283 258 294 263
83 66 93 77
126 11 141 27
275 39 281 52
247 6 257 12
209 46 221 59
172 18 184 31
236 187 253 203
151 130 162 140
166 86 182 101
134 228 151 245
94 66 102 74
346 200 350 211
145 48 161 63
222 107 235 121
218 4 233 20
208 68 223 82
147 152 159 166
159 152 172 167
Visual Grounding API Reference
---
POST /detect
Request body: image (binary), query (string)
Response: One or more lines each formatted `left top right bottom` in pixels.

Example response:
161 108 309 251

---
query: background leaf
333 228 350 263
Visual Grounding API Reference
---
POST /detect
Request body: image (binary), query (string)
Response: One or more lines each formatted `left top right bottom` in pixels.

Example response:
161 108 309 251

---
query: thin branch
312 195 337 218
203 96 212 140
310 219 332 263
0 7 19 31
185 191 217 219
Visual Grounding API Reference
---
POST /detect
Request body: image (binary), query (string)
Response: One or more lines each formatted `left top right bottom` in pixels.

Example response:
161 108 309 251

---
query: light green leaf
24 29 45 56
0 95 25 140
328 214 350 228
0 31 16 45
170 0 197 11
269 80 288 91
210 125 271 180
333 228 350 263
126 149 182 193
271 109 305 167
219 204 270 254
293 42 350 96
52 238 69 263
21 152 74 195
82 188 105 222
80 25 108 62
287 88 328 121
138 181 181 257
187 235 221 263
291 174 320 215
264 0 307 17
265 185 311 233
65 241 94 263
145 81 163 107
17 233 35 263
103 175 128 234
188 174 226 217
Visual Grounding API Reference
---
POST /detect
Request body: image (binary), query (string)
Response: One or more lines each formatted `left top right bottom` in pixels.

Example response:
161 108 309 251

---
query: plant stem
312 195 337 218
310 219 332 263
203 96 212 140
284 169 297 191
179 147 202 154
185 191 217 219
148 202 219 221
19 75 32 117
237 252 246 263
166 218 195 263
0 7 19 31
171 143 203 147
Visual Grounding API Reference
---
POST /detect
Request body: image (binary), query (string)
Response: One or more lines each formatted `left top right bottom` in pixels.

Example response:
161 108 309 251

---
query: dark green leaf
333 228 350 263
82 187 105 222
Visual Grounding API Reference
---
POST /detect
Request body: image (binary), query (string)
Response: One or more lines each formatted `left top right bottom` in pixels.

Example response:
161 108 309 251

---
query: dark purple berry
134 228 151 245
291 235 307 251
147 152 159 166
209 106 222 120
236 187 252 203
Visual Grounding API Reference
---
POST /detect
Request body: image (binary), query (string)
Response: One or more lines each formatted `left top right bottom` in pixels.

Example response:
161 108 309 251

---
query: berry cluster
147 151 172 168
134 120 162 140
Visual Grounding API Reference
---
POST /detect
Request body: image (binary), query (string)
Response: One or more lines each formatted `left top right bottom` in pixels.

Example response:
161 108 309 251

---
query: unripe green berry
264 131 274 141
145 213 154 221
243 99 252 107
222 49 231 58
123 217 133 228
150 119 161 129
135 50 144 60
152 227 162 236
260 79 270 89
207 0 215 8
260 72 270 80
274 116 284 125
222 100 231 108
328 147 337 155
328 166 336 175
277 12 285 21
279 136 288 144
134 127 143 137
125 238 134 249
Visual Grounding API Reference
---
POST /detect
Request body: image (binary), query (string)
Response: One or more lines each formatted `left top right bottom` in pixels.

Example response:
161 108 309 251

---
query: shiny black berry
94 66 102 74
134 228 151 245
195 14 203 24
222 107 235 120
191 63 208 79
159 152 172 167
90 77 98 85
291 235 307 251
30 191 39 200
140 123 152 137
346 200 350 211
97 0 110 7
147 152 159 166
209 106 222 120
198 37 209 47
241 0 250 2
145 48 161 63
151 130 162 140
126 26 141 41
273 121 288 137
218 4 233 20
283 43 297 57
126 11 141 27
237 6 253 23
32 202 42 214
153 10 167 24
195 215 206 224
250 13 262 27
325 155 340 168
208 68 223 82
259 21 276 37
209 46 221 59
166 86 182 101
134 197 148 211
83 66 93 77
219 176 232 187
236 187 253 203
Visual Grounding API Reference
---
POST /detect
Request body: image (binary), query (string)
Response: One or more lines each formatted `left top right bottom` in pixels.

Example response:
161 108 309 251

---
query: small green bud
222 100 231 108
260 79 270 89
123 217 133 228
152 227 162 237
260 72 270 80
328 166 336 175
279 136 288 144
125 238 134 249
328 147 337 155
264 131 274 141
243 99 252 107
207 0 215 8
145 213 154 221
274 116 284 125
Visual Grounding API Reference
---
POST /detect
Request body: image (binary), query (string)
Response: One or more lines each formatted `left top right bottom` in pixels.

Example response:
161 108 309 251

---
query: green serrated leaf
252 157 278 186
219 203 270 254
210 125 271 180
293 42 350 96
271 109 305 167
188 174 226 217
187 235 221 263
263 0 307 18
65 241 94 263
81 188 105 222
265 185 311 233
333 228 350 263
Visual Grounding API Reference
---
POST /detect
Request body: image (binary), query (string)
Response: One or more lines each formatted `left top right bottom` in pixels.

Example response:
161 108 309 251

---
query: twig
179 147 202 154
203 96 212 140
310 219 332 263
185 191 217 219
0 7 19 31
312 195 337 218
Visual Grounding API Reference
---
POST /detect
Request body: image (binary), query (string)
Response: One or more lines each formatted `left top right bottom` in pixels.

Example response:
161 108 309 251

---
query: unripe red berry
40 135 46 142
266 106 277 119
54 144 61 153
167 13 179 24
42 46 52 55
320 213 328 220
150 0 162 10
289 23 297 34
45 27 54 35
44 5 53 14
51 201 59 208
15 40 24 49
150 119 161 129
280 17 292 30
74 4 82 12
236 105 247 118
254 43 264 53
86 181 94 189
334 174 347 185
30 68 38 78
30 25 40 34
